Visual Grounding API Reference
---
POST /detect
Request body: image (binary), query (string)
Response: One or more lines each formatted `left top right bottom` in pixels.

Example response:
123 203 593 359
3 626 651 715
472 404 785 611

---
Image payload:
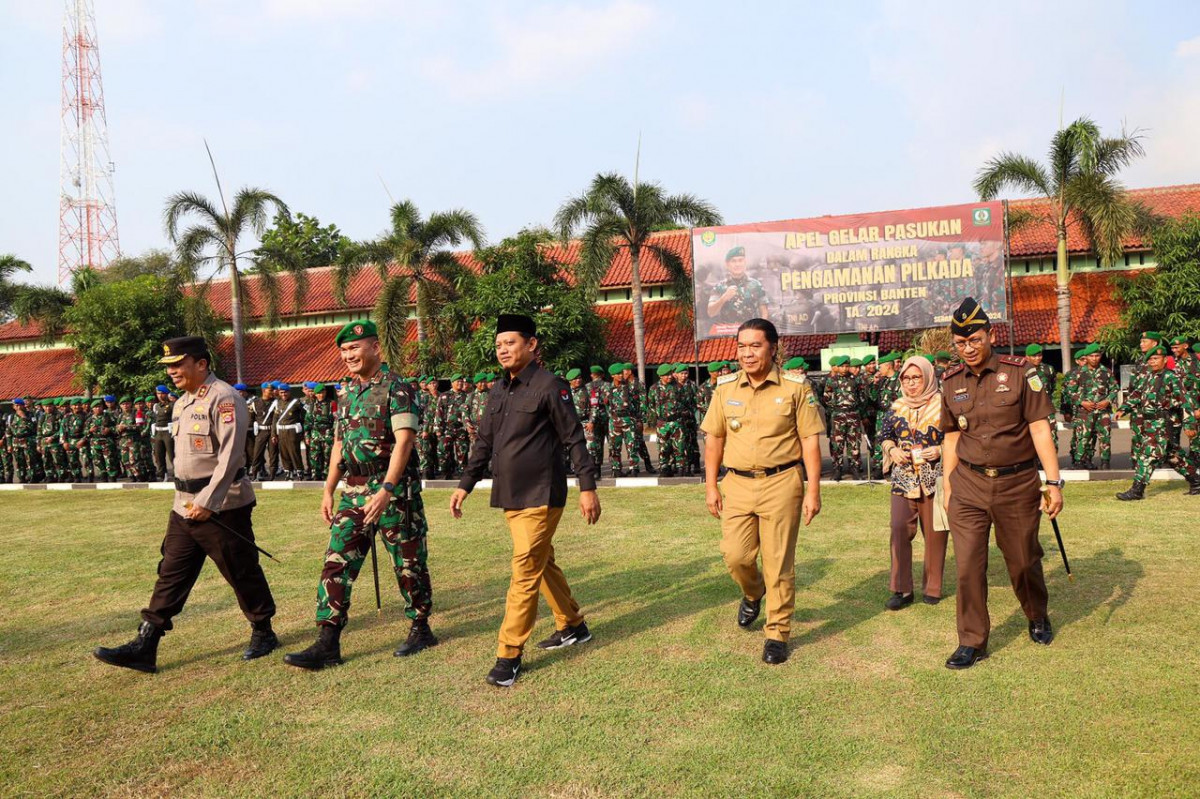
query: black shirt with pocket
459 361 598 508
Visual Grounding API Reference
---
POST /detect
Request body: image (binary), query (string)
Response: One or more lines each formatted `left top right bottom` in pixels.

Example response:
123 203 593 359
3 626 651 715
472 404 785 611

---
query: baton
368 522 382 617
1050 516 1074 582
183 502 280 563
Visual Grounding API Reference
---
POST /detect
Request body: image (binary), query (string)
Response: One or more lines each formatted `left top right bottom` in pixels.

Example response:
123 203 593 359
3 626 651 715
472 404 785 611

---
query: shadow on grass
788 569 891 653
987 545 1144 653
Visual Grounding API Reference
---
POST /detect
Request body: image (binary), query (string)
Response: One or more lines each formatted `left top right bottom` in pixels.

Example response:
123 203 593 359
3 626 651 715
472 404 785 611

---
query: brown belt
729 459 801 479
959 459 1037 478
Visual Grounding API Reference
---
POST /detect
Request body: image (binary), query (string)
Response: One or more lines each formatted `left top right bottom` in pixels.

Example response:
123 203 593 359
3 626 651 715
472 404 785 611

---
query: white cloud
422 0 658 99
1177 35 1200 58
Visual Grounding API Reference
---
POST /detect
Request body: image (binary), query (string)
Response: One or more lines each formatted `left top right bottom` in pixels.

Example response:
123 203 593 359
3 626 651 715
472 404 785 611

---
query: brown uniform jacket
171 373 254 515
700 366 825 471
939 353 1053 468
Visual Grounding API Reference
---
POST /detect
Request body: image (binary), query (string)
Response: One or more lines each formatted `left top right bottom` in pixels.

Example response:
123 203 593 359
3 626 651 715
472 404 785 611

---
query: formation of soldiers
8 332 1200 493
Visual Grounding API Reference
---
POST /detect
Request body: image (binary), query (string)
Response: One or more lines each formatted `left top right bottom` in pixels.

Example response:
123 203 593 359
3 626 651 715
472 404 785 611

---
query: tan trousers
719 468 805 642
889 492 947 597
497 506 584 658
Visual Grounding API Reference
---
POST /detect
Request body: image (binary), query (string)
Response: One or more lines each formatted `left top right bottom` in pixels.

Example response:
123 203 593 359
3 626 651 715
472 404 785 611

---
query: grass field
2 482 1198 798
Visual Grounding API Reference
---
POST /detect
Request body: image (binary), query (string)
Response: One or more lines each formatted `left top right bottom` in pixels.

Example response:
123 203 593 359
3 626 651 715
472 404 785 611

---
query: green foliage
0 253 33 321
101 250 180 283
255 211 348 269
64 275 188 396
445 229 609 375
1099 214 1200 361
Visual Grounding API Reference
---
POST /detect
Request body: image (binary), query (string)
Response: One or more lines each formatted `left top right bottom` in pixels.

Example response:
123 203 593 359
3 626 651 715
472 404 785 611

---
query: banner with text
691 201 1006 340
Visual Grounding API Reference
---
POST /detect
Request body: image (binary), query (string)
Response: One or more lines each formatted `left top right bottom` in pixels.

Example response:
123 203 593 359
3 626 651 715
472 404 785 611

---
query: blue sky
3 0 1199 287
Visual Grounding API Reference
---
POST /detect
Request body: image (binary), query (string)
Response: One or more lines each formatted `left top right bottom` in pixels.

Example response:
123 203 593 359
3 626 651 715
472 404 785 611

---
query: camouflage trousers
65 440 89 480
681 420 700 472
417 431 438 476
1131 418 1200 483
1047 414 1059 452
871 411 888 470
829 412 863 468
39 439 68 481
1071 412 1112 466
10 441 39 482
306 432 332 478
436 430 469 477
89 439 118 479
584 422 606 468
118 436 144 479
656 421 685 473
608 418 640 474
315 477 432 627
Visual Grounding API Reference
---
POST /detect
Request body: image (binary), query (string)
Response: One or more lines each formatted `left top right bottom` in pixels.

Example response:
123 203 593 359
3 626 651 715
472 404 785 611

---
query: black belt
960 459 1038 478
729 459 801 479
175 467 245 493
341 460 386 478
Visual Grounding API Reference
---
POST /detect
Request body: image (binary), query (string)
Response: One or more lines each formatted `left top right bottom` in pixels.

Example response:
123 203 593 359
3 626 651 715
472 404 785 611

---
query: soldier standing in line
706 246 769 323
940 298 1062 670
1169 336 1196 445
672 364 700 476
649 363 684 477
85 399 117 481
698 361 720 416
246 382 270 479
1125 332 1162 465
1115 345 1200 500
37 399 65 482
60 397 86 481
115 397 143 481
607 363 641 477
274 383 306 480
933 351 952 382
824 356 863 480
0 403 10 483
433 375 456 479
284 320 436 669
13 398 42 482
151 385 176 481
418 376 440 479
452 376 473 476
93 336 278 673
1024 345 1059 454
869 353 903 473
621 364 656 475
859 355 879 466
306 383 335 481
1076 345 1117 469
582 365 609 467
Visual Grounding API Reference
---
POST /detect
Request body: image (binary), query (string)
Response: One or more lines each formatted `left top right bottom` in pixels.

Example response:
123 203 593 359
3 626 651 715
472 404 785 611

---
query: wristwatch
1044 479 1066 487
382 481 396 494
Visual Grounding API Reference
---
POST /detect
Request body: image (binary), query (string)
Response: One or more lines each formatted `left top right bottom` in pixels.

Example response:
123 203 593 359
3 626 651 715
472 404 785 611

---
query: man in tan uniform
93 336 278 673
701 318 824 665
941 298 1063 670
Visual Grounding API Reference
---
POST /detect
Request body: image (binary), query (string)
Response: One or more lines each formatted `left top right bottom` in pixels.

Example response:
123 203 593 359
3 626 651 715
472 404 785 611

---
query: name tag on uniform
954 394 970 402
995 385 1011 393
726 400 743 406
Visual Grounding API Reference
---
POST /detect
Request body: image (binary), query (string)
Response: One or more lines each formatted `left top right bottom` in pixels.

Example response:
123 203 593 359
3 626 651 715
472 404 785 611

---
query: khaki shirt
171 373 254 515
939 353 1053 468
701 366 825 470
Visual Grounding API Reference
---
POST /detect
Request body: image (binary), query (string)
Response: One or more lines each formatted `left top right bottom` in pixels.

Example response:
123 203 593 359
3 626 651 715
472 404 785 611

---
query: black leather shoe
243 625 279 660
394 620 439 657
762 639 788 665
945 645 987 670
737 596 762 628
1028 617 1054 645
885 592 914 611
922 594 941 605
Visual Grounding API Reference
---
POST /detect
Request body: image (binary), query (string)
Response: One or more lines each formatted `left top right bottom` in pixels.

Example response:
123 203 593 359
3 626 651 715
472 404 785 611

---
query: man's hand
579 490 601 524
721 286 738 303
321 489 336 525
705 484 723 519
1081 400 1096 411
184 502 212 522
1041 485 1064 520
890 447 912 465
943 483 952 514
362 488 391 525
802 489 821 526
449 488 469 519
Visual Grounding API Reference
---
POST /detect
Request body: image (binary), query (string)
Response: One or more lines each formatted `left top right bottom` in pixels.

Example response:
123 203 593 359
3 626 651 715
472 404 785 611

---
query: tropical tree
164 188 289 384
334 200 484 364
0 254 33 321
974 117 1144 371
11 267 100 344
252 211 350 327
554 172 721 380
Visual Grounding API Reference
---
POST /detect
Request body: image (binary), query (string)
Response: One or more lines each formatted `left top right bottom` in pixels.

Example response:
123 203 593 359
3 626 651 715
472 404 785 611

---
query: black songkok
496 313 537 338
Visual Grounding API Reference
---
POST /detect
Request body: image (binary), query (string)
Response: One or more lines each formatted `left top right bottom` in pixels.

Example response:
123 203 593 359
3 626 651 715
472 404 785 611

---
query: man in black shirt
450 313 602 687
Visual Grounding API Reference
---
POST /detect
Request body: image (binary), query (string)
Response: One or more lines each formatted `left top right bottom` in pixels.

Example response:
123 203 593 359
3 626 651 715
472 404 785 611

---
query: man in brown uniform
701 318 824 665
274 383 306 479
93 336 278 673
941 298 1063 670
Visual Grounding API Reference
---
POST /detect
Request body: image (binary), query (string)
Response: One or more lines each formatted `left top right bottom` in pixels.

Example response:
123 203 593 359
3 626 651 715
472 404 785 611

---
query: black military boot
1116 480 1147 501
283 626 343 670
394 619 439 657
1186 475 1200 496
833 465 843 482
243 621 279 660
93 621 163 674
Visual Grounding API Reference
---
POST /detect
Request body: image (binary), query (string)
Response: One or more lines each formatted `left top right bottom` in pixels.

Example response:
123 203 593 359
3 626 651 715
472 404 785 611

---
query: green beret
782 357 801 370
848 358 862 367
1025 344 1043 356
1171 336 1190 346
725 245 745 261
1143 331 1163 341
796 359 809 370
590 365 603 374
487 373 497 381
923 354 935 363
1146 345 1167 358
119 396 132 403
1083 343 1100 357
674 364 689 374
706 361 724 372
90 399 103 407
656 364 673 377
1074 349 1087 360
335 319 377 346
565 368 581 380
878 352 901 364
313 383 325 392
934 351 952 361
450 373 463 381
474 373 487 383
1193 343 1200 354
830 355 848 367
607 363 623 376
861 354 876 364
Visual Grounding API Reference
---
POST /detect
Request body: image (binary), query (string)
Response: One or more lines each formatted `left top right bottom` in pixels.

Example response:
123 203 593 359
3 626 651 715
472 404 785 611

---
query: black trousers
141 503 276 630
250 432 277 476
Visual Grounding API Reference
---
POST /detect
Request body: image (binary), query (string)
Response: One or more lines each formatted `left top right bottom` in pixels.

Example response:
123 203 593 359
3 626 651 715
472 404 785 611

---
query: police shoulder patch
716 373 739 386
942 364 966 379
999 355 1027 367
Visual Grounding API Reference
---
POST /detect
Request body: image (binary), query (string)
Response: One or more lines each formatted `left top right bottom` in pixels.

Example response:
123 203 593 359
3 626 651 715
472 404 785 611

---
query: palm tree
974 117 1144 371
0 254 33 321
334 200 484 363
554 172 721 379
164 188 289 384
11 267 99 344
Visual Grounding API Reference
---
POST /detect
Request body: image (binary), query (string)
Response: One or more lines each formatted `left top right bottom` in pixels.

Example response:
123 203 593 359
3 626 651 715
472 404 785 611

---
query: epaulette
782 372 808 385
942 364 966 379
999 355 1027 367
716 373 739 386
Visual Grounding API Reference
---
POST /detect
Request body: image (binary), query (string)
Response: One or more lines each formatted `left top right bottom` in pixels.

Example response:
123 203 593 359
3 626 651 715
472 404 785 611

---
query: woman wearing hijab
879 355 949 609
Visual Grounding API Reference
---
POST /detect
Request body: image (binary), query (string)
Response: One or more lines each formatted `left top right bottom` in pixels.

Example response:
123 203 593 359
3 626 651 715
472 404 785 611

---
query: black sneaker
486 656 521 687
536 622 592 650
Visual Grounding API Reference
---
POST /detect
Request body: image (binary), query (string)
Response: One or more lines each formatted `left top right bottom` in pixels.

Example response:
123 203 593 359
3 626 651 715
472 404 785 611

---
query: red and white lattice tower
58 0 120 283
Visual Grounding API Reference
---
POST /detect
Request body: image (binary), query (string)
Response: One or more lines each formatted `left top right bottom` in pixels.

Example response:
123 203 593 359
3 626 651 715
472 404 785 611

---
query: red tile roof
0 349 84 399
0 319 52 343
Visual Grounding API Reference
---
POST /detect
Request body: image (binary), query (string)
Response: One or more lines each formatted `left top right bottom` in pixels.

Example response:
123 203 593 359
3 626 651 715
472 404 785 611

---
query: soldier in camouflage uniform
823 356 864 480
607 363 641 476
858 356 878 466
648 364 685 476
1170 336 1199 445
1115 344 1200 500
1024 345 1059 453
581 365 609 467
417 376 440 479
1123 332 1161 465
8 398 40 483
466 373 489 454
285 320 436 669
0 404 9 483
868 353 903 473
434 375 464 479
621 364 656 474
305 383 335 480
62 397 89 481
1070 345 1117 469
671 364 700 476
36 399 66 482
86 398 119 480
706 246 768 323
115 397 143 481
